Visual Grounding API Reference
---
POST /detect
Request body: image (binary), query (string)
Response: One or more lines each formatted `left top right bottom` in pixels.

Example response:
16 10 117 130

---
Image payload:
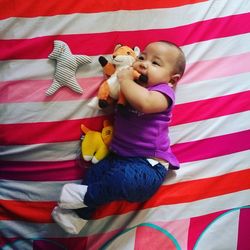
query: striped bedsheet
0 0 250 249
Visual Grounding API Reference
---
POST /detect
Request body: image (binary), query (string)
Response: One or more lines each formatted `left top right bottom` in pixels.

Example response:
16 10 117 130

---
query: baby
52 41 186 234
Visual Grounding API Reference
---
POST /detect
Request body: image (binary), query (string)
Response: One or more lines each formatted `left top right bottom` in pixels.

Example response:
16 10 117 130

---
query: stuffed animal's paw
98 56 108 67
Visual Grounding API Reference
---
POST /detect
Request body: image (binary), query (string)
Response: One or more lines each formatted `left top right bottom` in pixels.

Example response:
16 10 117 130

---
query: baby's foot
52 206 87 234
59 183 88 209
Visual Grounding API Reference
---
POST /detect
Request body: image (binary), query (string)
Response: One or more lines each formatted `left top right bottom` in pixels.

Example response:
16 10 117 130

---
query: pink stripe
172 91 250 125
180 52 250 84
0 77 102 103
188 211 225 250
0 115 113 145
135 222 182 249
237 208 250 250
1 130 249 181
0 0 207 20
173 130 250 163
1 13 250 60
0 160 87 181
1 92 248 145
1 53 249 103
33 237 88 250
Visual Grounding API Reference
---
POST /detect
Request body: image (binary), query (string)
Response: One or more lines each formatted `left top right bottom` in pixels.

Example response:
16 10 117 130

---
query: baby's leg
82 154 114 185
84 156 168 206
56 155 114 211
121 158 168 202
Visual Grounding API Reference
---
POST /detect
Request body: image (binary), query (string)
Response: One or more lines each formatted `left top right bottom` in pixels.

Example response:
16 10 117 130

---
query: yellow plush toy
81 120 113 164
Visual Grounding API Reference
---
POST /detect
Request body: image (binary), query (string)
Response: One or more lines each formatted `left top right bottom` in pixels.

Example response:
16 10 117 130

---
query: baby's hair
158 40 186 78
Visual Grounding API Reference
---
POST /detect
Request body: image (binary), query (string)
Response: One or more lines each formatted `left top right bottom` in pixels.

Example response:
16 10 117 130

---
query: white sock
59 183 88 209
52 206 87 234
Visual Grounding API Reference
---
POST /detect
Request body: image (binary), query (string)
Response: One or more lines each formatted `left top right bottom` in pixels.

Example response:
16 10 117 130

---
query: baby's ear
170 74 181 85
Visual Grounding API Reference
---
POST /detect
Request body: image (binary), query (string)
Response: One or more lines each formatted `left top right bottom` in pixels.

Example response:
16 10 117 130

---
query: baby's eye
152 61 160 66
138 55 145 60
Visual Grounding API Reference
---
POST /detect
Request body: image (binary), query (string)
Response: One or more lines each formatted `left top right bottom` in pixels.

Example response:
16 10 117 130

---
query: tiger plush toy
90 44 147 109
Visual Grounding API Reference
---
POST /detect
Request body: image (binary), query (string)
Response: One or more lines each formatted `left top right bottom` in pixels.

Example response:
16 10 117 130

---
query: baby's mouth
136 73 148 85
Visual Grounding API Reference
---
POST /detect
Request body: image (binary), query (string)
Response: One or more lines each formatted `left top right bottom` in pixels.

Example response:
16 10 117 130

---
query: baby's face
133 42 179 86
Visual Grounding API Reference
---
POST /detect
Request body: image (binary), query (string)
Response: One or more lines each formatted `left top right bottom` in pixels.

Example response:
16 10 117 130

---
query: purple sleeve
148 83 175 108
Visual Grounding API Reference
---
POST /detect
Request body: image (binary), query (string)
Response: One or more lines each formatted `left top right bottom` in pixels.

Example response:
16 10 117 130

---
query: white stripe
1 72 249 124
175 71 250 104
1 114 249 162
0 56 102 82
83 190 250 237
1 109 249 161
1 33 250 82
1 190 249 238
1 0 249 39
193 210 239 250
170 111 250 144
1 240 33 250
182 33 250 63
0 141 80 161
165 150 250 185
1 150 249 199
0 179 81 200
0 220 70 238
104 230 136 250
0 100 109 124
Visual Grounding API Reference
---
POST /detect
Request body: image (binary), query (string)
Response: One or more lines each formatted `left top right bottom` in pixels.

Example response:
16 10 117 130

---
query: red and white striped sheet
1 0 250 249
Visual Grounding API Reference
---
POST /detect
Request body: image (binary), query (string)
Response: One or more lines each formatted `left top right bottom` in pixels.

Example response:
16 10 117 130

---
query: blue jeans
82 153 168 207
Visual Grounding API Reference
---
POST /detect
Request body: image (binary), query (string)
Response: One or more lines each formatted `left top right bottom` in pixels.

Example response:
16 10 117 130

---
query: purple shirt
110 83 180 169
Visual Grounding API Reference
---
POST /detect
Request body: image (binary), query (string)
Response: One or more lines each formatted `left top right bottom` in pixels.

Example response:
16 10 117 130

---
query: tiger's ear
133 46 140 57
114 44 123 51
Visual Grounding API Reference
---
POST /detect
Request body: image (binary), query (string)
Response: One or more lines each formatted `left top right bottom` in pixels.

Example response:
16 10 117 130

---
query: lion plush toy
81 120 113 164
88 44 147 109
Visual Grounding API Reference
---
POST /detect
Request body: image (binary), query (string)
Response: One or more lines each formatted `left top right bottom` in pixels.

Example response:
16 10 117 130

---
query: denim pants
82 153 168 207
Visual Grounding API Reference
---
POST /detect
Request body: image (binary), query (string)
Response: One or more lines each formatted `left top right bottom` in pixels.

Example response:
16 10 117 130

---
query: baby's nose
139 62 148 69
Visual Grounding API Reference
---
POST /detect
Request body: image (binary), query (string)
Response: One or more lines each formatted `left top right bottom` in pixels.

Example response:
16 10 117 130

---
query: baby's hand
117 67 134 83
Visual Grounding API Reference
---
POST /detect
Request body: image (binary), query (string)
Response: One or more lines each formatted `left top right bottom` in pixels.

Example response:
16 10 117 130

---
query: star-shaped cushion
46 40 92 96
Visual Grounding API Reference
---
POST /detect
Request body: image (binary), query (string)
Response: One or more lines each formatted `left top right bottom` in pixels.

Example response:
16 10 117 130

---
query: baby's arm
117 67 169 114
